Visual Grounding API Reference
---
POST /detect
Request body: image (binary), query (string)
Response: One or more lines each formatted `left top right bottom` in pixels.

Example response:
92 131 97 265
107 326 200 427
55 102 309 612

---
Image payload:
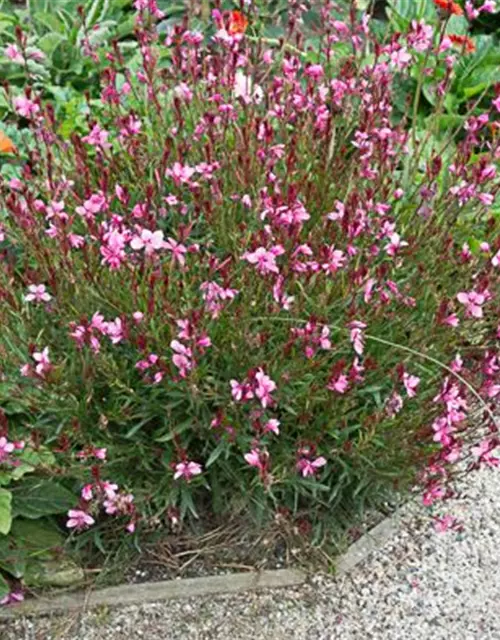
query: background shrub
0 0 500 595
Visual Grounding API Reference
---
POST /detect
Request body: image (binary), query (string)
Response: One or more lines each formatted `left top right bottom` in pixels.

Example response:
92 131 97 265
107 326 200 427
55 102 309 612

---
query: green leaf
10 518 63 551
0 489 12 535
10 463 35 480
33 11 65 33
0 536 26 579
387 0 437 29
0 573 9 600
52 40 75 70
205 441 226 468
11 478 75 519
37 32 66 57
444 14 468 35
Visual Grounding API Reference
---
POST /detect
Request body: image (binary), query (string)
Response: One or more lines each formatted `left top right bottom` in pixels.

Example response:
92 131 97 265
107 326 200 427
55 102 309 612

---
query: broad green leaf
10 463 35 480
24 557 84 588
37 32 66 57
454 35 494 91
52 40 75 70
10 518 63 551
387 0 437 29
0 573 9 600
0 489 12 535
444 14 468 35
33 11 65 33
0 536 26 578
11 478 75 519
460 66 500 99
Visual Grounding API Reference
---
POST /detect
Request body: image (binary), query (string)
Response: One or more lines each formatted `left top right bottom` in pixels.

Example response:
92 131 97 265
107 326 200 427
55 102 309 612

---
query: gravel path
2 467 500 640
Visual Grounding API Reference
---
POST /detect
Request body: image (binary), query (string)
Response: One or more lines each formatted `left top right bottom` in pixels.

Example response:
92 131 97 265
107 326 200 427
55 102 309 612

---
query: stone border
0 510 401 619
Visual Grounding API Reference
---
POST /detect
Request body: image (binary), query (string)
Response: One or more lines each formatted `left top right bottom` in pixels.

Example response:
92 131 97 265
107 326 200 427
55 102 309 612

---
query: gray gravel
2 467 500 640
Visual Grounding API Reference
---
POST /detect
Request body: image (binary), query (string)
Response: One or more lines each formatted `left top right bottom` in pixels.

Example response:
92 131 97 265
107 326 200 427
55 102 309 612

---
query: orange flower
433 0 464 15
228 10 248 35
0 130 16 154
449 34 476 54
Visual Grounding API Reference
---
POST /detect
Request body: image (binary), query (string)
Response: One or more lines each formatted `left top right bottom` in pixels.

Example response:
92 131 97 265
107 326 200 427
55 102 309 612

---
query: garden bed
0 0 500 607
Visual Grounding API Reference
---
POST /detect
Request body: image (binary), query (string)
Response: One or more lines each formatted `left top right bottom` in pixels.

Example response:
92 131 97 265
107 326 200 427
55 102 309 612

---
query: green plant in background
0 435 79 599
0 0 135 91
384 0 500 124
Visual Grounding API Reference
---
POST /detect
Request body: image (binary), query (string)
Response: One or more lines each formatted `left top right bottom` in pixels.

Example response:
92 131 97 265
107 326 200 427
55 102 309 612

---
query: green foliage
0 0 136 97
386 0 500 122
0 446 77 591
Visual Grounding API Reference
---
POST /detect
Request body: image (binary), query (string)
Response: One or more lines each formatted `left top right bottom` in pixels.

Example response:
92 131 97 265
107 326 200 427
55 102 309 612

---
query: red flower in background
228 10 248 35
449 34 476 54
0 131 15 154
433 0 464 15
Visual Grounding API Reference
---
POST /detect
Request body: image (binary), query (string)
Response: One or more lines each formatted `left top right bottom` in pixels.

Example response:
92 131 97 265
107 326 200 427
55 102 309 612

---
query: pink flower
4 44 23 63
104 492 134 515
491 249 500 267
348 321 367 356
363 278 377 303
233 71 263 104
24 284 51 304
230 379 254 402
457 290 485 318
165 238 187 266
390 47 411 70
444 314 460 328
264 419 280 435
105 318 124 344
327 373 349 394
0 590 24 607
32 347 51 376
130 229 164 255
93 447 107 460
100 230 127 270
433 515 458 533
81 484 93 501
166 162 196 185
471 440 499 467
101 482 118 499
386 391 403 417
200 281 239 318
242 246 285 275
385 233 408 257
174 460 202 480
305 64 324 79
263 49 274 64
126 521 136 533
171 340 193 377
322 246 346 274
450 353 463 372
244 449 268 472
13 96 40 119
82 124 111 150
254 369 277 408
174 83 193 102
76 193 107 220
0 437 14 462
403 372 420 398
69 234 85 248
296 456 327 477
422 484 446 506
479 0 496 13
66 509 95 530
